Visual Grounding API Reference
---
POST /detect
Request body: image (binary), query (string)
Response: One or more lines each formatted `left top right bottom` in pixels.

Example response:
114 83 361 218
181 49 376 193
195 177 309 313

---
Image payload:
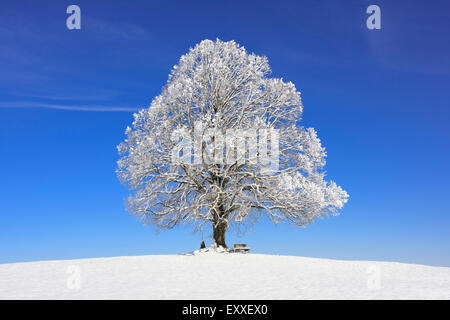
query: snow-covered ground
0 250 449 299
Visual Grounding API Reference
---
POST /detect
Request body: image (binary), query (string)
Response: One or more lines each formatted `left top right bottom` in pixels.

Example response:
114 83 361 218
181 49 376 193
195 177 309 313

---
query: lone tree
117 39 348 248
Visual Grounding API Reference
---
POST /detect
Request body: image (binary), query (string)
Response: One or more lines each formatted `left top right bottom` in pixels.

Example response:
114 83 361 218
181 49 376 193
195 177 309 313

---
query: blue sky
0 0 449 266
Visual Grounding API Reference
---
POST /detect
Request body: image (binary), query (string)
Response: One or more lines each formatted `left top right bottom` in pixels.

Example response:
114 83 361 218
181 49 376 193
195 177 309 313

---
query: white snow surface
1 250 449 299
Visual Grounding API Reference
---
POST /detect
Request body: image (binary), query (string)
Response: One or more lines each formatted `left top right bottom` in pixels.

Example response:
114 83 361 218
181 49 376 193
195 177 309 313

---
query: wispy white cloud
86 17 150 41
0 101 140 112
11 90 121 102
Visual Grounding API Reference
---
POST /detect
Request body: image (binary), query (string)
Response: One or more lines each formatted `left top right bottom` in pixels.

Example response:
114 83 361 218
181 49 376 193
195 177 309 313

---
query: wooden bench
233 243 250 253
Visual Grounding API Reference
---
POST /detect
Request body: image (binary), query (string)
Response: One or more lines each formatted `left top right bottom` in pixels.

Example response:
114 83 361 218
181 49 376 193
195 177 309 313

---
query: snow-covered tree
117 39 348 248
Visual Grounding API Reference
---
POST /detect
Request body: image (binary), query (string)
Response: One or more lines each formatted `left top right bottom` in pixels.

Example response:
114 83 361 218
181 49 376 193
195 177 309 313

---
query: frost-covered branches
117 39 348 247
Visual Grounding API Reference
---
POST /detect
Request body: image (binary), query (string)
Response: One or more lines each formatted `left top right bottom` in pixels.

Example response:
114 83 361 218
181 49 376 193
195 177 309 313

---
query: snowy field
1 251 449 299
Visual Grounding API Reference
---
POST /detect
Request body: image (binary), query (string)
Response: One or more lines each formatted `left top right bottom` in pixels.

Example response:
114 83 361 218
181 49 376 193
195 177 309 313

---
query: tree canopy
117 39 348 247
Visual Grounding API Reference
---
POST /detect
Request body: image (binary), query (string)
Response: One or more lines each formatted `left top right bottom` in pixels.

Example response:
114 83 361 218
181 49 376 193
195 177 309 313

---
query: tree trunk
213 220 228 248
